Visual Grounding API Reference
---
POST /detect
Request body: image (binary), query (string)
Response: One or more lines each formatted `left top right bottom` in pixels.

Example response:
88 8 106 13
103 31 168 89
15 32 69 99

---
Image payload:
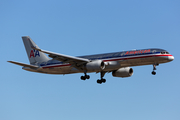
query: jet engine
86 60 105 72
112 67 133 78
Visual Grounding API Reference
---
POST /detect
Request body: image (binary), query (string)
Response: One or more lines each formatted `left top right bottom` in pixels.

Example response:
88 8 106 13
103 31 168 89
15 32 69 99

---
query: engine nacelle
112 67 133 78
86 60 105 72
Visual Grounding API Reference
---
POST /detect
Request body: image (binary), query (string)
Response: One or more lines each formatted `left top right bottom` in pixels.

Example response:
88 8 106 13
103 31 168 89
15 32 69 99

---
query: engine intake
112 67 133 78
86 60 105 72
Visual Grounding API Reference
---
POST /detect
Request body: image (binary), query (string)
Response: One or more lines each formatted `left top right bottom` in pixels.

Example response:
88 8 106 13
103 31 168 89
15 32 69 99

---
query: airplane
8 36 174 84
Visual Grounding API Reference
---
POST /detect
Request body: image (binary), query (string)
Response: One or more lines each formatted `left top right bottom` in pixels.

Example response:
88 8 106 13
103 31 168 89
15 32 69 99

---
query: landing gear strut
81 71 90 80
152 64 158 75
97 71 106 84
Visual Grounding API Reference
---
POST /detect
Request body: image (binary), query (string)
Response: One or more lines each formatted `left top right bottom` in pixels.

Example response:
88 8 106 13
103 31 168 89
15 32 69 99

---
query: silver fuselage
23 48 174 74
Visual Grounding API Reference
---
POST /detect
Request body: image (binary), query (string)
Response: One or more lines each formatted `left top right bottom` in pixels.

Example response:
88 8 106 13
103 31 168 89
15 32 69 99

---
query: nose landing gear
152 64 159 75
152 71 156 75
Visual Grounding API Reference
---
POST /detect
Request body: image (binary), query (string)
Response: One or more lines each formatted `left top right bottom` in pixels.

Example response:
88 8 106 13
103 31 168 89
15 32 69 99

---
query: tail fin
22 36 50 64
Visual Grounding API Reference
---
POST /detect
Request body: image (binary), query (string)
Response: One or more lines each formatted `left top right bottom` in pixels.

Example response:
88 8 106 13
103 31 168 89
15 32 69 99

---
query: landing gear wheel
97 79 106 84
152 71 156 75
97 80 102 84
81 75 90 80
86 75 90 79
81 76 86 80
101 79 106 83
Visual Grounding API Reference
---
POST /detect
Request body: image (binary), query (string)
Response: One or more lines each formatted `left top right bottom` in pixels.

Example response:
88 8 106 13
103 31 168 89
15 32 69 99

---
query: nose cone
168 55 174 61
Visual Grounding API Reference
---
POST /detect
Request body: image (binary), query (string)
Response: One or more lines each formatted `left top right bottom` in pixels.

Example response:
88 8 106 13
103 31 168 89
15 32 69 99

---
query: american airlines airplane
8 36 174 84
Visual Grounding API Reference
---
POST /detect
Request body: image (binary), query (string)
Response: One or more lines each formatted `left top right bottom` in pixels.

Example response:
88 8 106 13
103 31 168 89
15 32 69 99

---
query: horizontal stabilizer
7 61 39 68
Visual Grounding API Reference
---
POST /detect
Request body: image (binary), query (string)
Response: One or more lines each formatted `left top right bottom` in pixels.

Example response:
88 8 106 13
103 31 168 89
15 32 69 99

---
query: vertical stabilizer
22 36 50 64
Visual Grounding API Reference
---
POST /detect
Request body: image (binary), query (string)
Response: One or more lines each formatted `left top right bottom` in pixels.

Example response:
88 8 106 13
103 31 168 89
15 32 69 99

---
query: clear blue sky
1 0 180 120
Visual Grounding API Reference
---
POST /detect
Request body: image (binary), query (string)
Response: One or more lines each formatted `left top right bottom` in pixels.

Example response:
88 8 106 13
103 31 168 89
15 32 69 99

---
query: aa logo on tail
30 49 40 58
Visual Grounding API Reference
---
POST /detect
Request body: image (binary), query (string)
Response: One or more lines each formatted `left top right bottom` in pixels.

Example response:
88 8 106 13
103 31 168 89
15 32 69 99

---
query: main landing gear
80 71 106 84
152 64 159 75
97 71 106 84
81 74 90 80
81 70 90 80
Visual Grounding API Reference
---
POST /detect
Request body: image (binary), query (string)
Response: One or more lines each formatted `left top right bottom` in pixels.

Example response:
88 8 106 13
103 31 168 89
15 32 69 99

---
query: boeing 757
8 36 174 84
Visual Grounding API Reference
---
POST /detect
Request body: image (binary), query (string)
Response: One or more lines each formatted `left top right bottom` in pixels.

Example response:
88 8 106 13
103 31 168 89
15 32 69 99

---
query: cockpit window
161 52 169 54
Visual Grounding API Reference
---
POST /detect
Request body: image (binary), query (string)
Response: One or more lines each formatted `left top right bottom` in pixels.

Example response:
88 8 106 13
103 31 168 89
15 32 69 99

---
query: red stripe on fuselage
42 54 173 69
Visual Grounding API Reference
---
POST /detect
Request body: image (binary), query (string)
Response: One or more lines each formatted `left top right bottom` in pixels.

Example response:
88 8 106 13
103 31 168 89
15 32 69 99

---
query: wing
8 61 39 68
32 47 90 66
